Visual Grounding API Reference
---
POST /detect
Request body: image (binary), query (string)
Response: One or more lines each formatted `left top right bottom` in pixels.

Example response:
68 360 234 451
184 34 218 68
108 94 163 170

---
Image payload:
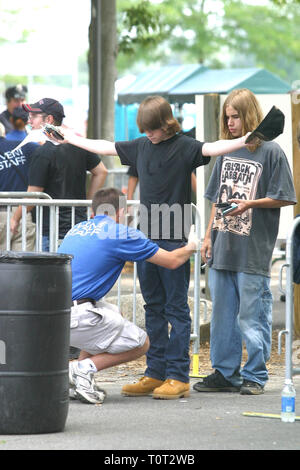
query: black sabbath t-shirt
205 141 296 276
213 156 263 237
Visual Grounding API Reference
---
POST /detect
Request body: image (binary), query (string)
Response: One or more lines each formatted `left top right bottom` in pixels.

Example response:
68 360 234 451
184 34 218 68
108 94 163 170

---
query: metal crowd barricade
0 192 52 252
0 194 205 369
278 216 300 381
0 194 93 252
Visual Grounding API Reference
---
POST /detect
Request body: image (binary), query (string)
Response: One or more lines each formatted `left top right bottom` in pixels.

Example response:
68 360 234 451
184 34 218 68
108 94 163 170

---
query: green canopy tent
117 64 207 105
116 66 291 139
169 68 291 104
117 67 291 105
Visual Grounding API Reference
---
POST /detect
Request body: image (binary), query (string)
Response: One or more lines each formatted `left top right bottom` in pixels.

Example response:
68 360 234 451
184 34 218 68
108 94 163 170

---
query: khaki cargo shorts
70 299 147 356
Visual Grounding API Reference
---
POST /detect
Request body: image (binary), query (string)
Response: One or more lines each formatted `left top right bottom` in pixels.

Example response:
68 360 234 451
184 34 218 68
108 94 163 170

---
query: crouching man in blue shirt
58 187 199 404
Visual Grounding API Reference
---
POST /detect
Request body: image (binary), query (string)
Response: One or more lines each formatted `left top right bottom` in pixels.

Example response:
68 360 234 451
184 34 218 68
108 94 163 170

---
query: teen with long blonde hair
194 88 296 395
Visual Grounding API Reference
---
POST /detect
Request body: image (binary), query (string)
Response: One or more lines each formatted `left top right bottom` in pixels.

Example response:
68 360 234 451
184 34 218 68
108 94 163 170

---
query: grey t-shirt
205 141 296 276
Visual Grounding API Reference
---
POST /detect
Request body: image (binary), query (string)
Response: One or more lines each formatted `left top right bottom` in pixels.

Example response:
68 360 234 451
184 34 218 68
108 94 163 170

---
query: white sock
78 358 97 373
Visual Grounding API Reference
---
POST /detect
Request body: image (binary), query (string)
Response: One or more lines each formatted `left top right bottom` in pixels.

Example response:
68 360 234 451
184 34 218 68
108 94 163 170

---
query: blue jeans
42 236 63 252
137 240 191 383
209 268 273 387
42 235 49 252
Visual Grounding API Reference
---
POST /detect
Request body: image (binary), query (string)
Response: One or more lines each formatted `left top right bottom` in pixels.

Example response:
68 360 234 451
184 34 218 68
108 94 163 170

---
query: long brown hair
221 88 264 151
137 95 181 136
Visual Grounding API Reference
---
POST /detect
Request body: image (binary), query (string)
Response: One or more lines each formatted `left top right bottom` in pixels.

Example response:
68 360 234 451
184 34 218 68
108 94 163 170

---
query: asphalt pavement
0 374 299 451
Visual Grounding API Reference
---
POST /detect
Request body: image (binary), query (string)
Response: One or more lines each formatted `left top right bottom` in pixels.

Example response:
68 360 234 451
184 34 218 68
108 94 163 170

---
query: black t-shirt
115 134 209 240
28 141 100 237
127 165 138 177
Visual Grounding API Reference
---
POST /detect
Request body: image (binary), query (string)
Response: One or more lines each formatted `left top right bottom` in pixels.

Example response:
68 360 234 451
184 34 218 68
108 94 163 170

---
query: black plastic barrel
0 252 72 434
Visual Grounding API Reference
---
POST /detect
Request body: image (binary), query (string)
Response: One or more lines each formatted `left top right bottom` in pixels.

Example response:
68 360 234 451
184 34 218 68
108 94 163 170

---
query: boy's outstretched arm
202 133 250 157
50 128 118 156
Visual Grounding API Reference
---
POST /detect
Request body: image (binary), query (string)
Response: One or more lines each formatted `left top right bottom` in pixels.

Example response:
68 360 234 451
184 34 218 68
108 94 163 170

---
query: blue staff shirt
58 214 159 300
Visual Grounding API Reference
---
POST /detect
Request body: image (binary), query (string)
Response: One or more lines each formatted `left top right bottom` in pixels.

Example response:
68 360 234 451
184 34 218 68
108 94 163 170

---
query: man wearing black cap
10 98 107 251
13 98 66 148
23 97 66 129
0 85 27 134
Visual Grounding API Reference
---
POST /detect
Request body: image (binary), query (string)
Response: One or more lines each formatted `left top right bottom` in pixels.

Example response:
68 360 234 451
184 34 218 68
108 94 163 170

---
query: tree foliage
222 0 300 79
118 0 167 54
117 0 300 82
271 0 300 4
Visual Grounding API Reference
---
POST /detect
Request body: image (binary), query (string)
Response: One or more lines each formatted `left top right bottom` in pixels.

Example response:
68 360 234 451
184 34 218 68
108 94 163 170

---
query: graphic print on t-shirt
0 148 27 171
213 156 263 236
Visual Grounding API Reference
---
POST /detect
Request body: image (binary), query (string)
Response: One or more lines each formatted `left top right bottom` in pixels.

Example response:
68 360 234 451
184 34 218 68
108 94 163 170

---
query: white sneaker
69 361 106 404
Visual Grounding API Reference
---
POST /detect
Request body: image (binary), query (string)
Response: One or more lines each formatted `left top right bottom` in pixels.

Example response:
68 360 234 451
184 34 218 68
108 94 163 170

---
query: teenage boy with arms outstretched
52 95 251 399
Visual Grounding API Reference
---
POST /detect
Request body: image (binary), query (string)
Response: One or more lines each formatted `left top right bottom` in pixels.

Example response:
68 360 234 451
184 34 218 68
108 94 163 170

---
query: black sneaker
193 370 241 393
240 380 264 395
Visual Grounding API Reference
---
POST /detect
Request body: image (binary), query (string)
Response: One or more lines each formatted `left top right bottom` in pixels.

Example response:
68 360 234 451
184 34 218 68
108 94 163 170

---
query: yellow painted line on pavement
243 411 300 421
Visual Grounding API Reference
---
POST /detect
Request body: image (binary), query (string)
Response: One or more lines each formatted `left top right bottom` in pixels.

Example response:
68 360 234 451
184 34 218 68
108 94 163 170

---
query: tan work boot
152 379 190 400
122 376 164 397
